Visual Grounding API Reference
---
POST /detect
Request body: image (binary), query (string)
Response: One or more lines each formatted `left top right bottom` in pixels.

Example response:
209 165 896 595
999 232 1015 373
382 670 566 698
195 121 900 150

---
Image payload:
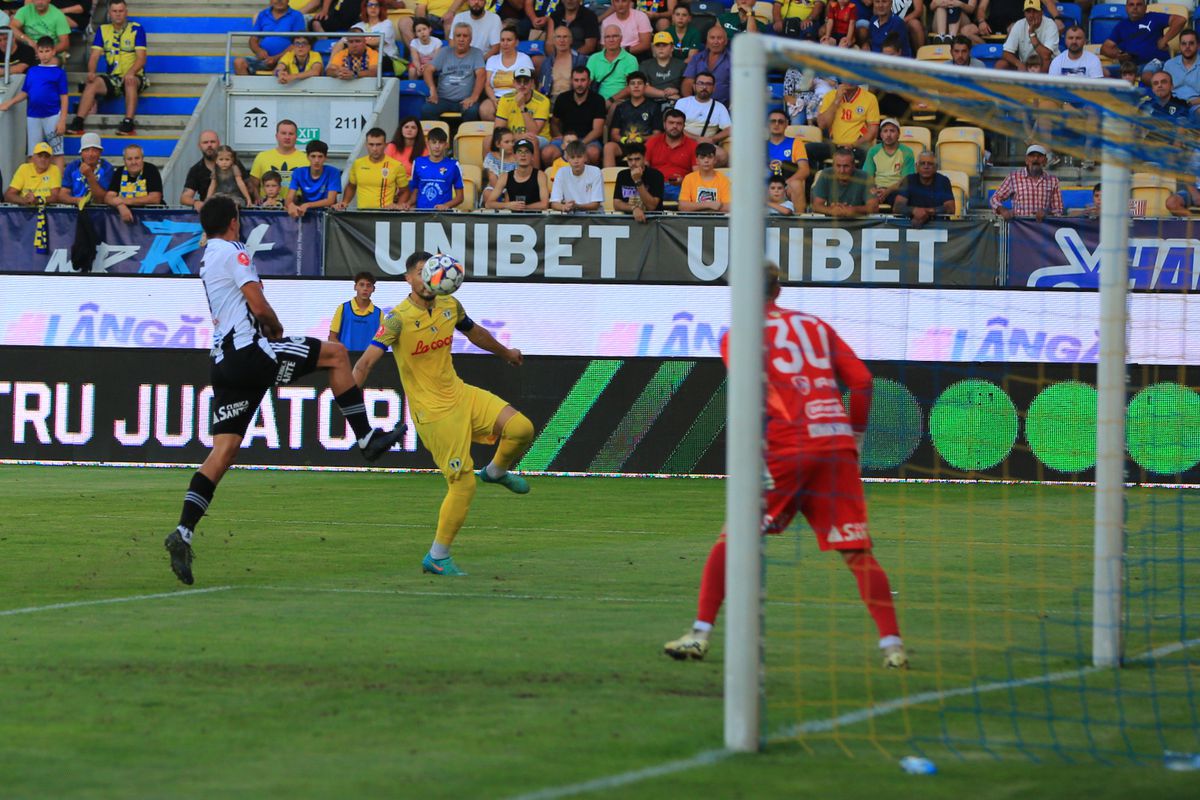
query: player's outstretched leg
664 533 726 661
422 473 476 576
165 435 239 585
478 408 534 494
318 340 406 461
842 549 907 669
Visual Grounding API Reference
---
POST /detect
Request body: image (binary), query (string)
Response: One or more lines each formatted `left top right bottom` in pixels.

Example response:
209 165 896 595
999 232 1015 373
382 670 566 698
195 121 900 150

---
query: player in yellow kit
352 250 535 576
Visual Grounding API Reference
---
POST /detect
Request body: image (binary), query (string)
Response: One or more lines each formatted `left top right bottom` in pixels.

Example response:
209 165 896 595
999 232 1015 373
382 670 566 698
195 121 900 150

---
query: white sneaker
883 643 909 670
664 629 710 661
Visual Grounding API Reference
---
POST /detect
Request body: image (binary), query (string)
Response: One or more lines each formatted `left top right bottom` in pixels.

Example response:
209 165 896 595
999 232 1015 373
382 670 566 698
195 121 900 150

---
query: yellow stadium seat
421 120 450 140
936 126 986 177
1131 172 1176 217
899 126 932 155
942 169 970 217
785 124 823 143
916 44 952 62
454 121 493 170
460 164 482 210
602 166 623 213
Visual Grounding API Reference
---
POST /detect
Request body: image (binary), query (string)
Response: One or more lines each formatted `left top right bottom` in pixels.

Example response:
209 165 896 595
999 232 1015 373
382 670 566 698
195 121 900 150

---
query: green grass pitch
1 465 1197 799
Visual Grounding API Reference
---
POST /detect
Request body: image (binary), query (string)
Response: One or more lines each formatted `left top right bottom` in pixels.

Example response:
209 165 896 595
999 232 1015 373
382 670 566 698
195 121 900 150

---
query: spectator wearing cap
640 31 685 104
766 109 810 212
486 137 550 210
893 150 955 226
105 143 162 224
496 66 552 163
644 107 697 201
422 23 486 122
604 71 664 167
587 25 641 102
1102 0 1187 85
544 65 607 165
61 132 115 205
181 130 248 209
5 142 62 205
550 0 602 56
613 141 664 222
811 147 878 217
550 139 605 212
996 0 1057 72
452 0 503 58
858 0 912 57
717 0 761 40
960 0 1064 45
674 70 731 165
286 140 342 218
864 118 914 205
598 0 653 57
989 144 1063 221
682 25 732 107
234 0 306 75
678 141 730 213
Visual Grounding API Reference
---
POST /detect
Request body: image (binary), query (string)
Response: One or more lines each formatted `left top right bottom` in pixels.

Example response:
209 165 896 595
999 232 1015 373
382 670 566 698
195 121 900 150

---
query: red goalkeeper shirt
722 302 873 454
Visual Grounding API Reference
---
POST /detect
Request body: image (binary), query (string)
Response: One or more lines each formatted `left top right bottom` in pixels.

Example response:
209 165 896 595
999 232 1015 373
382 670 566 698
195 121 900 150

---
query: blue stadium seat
1089 4 1128 44
146 54 227 73
313 39 335 55
64 135 177 158
517 40 544 56
972 43 1004 68
135 15 248 35
68 95 199 116
1056 1 1083 26
769 82 784 100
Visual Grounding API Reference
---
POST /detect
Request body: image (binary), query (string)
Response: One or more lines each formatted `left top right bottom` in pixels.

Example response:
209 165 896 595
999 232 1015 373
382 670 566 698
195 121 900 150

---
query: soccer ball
421 253 466 296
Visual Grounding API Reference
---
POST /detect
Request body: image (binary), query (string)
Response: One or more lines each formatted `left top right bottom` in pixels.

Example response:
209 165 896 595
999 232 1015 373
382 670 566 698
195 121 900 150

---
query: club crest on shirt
237 252 251 266
442 309 453 320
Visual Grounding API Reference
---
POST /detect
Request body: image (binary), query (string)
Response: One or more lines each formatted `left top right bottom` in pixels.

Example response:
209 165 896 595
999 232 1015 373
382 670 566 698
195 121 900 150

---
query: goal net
724 35 1200 766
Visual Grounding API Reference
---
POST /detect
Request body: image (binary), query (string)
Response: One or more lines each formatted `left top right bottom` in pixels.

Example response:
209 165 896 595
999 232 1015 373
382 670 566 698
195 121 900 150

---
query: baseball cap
880 118 900 131
1026 144 1048 156
652 31 673 45
33 142 53 155
513 138 534 152
80 132 103 151
514 66 533 79
1023 0 1040 10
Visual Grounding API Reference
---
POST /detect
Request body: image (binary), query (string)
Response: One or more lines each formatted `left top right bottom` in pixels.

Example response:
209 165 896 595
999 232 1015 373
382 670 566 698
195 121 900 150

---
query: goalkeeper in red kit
664 263 907 669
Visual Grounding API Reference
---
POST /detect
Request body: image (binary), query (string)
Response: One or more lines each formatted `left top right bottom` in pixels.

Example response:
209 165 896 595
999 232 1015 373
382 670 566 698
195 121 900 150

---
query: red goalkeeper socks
844 550 900 639
696 535 727 627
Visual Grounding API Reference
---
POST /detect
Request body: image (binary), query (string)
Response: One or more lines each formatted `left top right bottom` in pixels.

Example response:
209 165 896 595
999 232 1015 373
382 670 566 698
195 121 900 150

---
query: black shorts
209 336 322 437
100 72 148 99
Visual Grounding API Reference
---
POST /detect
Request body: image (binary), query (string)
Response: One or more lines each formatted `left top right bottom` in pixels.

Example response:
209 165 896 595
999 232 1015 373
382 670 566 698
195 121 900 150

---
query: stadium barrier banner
324 212 1001 286
1007 217 1200 290
3 276 1199 363
1 348 1195 483
0 208 322 276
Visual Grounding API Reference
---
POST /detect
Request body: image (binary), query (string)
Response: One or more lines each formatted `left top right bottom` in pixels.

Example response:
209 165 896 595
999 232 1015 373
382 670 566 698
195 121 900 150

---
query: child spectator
274 34 323 84
258 170 285 208
0 37 68 170
286 139 341 217
549 138 604 212
329 271 382 353
766 174 794 215
820 0 858 47
678 141 730 213
667 3 700 60
207 145 252 207
408 18 443 80
408 127 465 210
482 126 518 205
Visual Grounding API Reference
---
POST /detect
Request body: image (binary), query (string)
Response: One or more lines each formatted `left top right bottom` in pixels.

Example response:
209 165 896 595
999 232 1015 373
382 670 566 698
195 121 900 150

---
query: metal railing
222 31 384 90
2 25 12 86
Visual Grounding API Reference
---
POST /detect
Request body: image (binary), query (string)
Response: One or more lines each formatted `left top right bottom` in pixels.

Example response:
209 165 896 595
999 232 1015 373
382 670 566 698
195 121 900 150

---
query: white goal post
724 35 1135 752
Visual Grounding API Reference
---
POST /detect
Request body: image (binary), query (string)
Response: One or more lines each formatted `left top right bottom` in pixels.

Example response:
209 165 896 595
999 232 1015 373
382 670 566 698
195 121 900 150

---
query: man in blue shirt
286 139 342 217
1138 70 1192 123
1163 28 1200 121
233 0 306 75
59 131 115 205
1101 0 1186 84
893 150 956 226
858 0 912 57
406 127 465 211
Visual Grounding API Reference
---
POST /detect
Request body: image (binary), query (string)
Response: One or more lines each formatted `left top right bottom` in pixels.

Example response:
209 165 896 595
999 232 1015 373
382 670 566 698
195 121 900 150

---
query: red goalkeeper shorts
762 448 871 551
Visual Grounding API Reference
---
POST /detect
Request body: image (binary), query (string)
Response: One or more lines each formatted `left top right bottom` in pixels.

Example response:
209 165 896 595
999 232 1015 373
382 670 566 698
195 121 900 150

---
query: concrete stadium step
72 114 193 131
145 34 236 56
66 95 200 116
63 134 178 158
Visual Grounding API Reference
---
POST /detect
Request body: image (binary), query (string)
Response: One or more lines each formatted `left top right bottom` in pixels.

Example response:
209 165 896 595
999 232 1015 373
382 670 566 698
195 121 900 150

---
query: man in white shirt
997 0 1058 72
452 0 502 58
162 196 406 586
549 139 604 211
1048 25 1103 77
672 71 731 166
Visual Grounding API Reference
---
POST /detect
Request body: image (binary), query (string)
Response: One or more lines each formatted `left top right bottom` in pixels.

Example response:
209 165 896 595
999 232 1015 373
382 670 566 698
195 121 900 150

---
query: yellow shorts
415 384 509 480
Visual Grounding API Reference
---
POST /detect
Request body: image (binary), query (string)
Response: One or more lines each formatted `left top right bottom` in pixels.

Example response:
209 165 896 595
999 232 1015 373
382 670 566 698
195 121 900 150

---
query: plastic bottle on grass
899 756 937 775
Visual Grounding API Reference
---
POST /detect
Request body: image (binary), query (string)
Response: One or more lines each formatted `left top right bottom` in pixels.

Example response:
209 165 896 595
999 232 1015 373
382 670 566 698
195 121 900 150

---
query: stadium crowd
2 0 1199 218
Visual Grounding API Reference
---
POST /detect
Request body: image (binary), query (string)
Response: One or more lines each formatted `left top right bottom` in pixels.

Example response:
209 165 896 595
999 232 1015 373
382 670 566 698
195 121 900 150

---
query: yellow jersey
10 163 62 202
250 147 308 188
372 294 473 424
349 155 408 209
818 87 880 147
275 49 323 75
495 91 551 135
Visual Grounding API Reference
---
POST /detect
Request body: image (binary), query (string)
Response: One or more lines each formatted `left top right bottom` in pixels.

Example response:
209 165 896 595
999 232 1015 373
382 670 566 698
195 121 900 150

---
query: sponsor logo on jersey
826 522 868 543
237 252 251 267
814 376 838 390
448 457 462 472
374 324 387 338
791 375 811 395
442 309 453 320
411 333 454 356
805 398 846 419
212 399 250 424
808 422 854 438
275 360 296 384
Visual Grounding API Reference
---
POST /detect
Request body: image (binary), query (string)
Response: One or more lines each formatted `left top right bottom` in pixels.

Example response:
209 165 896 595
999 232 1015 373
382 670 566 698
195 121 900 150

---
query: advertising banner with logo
1007 218 1200 291
0 208 322 276
324 212 1001 286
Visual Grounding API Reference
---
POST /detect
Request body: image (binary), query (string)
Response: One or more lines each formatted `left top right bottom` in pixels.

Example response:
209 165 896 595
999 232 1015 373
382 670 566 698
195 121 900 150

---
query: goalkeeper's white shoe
663 629 710 661
882 644 909 670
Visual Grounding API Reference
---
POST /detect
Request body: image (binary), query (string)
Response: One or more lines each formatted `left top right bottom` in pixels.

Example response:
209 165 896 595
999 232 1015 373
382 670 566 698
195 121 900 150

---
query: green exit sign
296 127 321 145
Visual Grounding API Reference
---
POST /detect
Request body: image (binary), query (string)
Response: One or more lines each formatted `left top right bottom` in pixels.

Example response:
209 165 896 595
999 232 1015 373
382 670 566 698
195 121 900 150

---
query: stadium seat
899 126 932 154
454 121 493 169
936 127 986 177
1131 172 1176 217
1056 2 1083 26
942 169 970 216
916 44 952 61
1089 4 1128 44
971 43 1004 69
313 39 335 56
602 166 622 213
460 163 483 209
421 120 450 140
1084 43 1117 67
785 124 823 143
517 40 545 57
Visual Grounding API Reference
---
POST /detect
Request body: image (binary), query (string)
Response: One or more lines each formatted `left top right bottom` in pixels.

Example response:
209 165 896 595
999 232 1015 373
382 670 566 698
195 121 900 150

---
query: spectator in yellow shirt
275 35 324 84
812 80 880 165
4 143 62 205
678 142 730 212
339 127 410 210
